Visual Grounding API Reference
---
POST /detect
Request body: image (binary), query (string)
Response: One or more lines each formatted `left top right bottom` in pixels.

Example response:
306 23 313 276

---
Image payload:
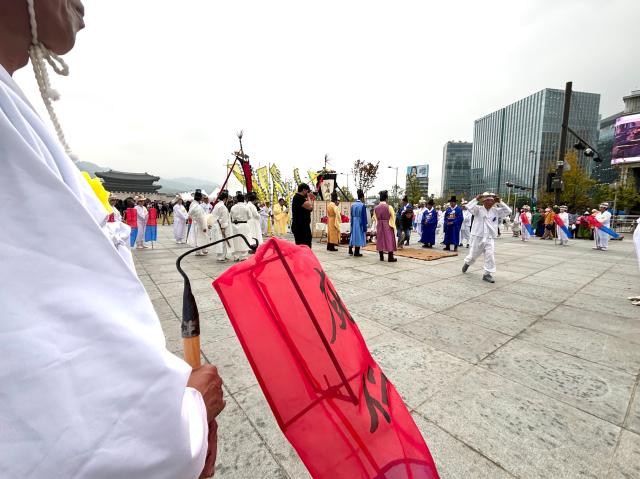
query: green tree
337 186 354 201
405 174 422 204
559 151 596 211
351 159 380 196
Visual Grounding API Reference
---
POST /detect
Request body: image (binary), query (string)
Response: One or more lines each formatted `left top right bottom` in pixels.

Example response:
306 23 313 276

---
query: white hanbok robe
173 203 188 243
463 199 512 274
187 201 209 248
461 209 472 244
521 212 532 240
112 207 122 222
209 201 234 259
595 210 612 250
415 207 425 236
259 206 270 235
557 212 570 244
230 203 253 258
247 203 263 245
0 66 207 478
135 204 148 245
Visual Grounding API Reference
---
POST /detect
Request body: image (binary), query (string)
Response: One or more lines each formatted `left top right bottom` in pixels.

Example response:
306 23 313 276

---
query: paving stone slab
627 389 640 435
608 430 640 479
420 367 620 479
481 338 635 425
564 292 640 320
349 296 435 329
519 319 640 375
444 301 539 336
234 385 311 479
367 332 471 409
545 305 640 344
215 396 288 479
412 414 515 479
397 314 511 363
477 291 558 316
200 337 257 394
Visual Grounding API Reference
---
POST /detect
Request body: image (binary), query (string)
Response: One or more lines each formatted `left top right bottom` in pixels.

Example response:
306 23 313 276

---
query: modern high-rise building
593 89 640 186
441 141 472 198
593 112 623 184
470 88 600 198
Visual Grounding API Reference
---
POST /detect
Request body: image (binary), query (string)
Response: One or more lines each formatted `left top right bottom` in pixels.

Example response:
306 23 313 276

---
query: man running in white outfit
462 192 512 283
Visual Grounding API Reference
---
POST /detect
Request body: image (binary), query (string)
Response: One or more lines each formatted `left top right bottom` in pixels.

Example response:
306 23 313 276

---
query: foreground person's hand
187 365 226 422
199 419 218 478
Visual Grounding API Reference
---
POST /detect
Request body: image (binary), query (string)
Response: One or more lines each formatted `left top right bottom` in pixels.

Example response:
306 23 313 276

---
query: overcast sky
14 0 639 195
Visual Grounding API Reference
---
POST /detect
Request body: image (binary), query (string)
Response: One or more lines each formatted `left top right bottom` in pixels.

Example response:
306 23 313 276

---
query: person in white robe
460 201 472 248
415 200 426 236
201 194 213 214
594 202 613 251
135 196 149 249
260 202 270 236
521 206 532 241
108 195 122 222
188 191 210 256
557 205 570 245
0 4 224 478
173 197 188 244
209 192 234 262
461 192 512 283
246 192 263 245
230 193 253 261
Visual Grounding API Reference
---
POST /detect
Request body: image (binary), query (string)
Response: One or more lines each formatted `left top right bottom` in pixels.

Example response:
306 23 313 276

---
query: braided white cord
26 0 78 161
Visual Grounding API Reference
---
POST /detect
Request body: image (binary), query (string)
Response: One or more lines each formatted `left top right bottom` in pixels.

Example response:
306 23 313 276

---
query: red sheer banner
213 238 439 479
147 208 157 226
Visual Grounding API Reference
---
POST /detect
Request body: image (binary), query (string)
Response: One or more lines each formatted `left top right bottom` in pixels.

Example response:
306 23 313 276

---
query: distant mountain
75 162 218 195
159 178 218 195
76 161 110 177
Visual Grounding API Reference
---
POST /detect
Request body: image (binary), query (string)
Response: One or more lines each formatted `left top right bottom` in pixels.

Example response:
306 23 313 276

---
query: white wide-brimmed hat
479 191 497 200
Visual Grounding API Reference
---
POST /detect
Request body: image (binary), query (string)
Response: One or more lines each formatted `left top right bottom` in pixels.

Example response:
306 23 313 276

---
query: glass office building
470 88 600 198
441 141 472 197
593 112 623 184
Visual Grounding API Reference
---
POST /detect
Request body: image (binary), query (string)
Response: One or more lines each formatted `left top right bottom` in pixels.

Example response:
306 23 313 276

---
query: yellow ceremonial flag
257 166 270 194
270 164 285 193
231 163 246 186
308 170 319 186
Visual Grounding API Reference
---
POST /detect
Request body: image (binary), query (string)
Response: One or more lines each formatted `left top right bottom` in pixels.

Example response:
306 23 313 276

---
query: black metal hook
175 234 259 339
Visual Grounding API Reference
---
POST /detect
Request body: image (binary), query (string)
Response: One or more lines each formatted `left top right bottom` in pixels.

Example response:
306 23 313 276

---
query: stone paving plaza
134 226 640 479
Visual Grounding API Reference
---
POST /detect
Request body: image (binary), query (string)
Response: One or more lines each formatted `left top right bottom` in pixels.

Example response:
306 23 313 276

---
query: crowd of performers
114 187 625 285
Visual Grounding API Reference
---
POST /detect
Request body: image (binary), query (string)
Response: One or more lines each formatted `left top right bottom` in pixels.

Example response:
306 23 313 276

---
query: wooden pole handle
183 336 201 368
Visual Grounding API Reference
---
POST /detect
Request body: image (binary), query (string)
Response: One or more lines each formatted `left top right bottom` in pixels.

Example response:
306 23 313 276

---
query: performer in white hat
594 203 612 251
462 192 512 283
557 205 570 245
134 195 149 249
172 196 189 244
0 2 223 478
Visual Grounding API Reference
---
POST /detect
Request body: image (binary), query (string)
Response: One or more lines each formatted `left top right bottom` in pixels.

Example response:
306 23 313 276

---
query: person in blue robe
349 189 368 257
443 196 463 251
420 199 438 248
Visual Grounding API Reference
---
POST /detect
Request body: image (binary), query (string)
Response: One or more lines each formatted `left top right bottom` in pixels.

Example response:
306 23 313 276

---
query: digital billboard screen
406 165 429 178
612 113 640 165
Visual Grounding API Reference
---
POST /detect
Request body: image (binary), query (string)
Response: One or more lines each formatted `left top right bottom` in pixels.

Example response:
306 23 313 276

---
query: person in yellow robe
272 197 289 236
326 193 341 251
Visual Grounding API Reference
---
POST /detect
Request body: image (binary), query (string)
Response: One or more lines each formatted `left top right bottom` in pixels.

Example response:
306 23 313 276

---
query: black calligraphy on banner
314 268 355 343
363 366 391 433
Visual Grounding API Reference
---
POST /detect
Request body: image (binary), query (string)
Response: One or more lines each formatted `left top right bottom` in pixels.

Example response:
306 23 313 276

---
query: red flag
125 208 137 229
147 208 157 226
213 238 439 479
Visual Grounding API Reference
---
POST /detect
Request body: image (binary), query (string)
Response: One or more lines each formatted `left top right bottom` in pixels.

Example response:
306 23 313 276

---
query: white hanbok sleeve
0 67 207 479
